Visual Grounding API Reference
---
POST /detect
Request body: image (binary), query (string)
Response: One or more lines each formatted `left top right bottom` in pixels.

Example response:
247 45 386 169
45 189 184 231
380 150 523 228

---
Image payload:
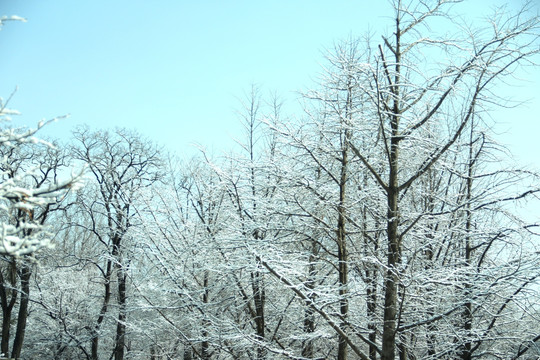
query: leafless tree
71 127 162 360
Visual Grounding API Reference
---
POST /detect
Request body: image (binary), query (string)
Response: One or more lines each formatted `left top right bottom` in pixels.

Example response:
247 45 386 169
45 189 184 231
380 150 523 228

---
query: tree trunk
366 267 378 360
459 119 475 360
11 264 31 359
92 259 112 360
183 346 193 360
337 146 349 360
363 176 379 360
381 15 402 359
302 247 317 359
381 183 399 360
201 271 210 359
251 263 266 359
113 263 127 360
0 261 17 357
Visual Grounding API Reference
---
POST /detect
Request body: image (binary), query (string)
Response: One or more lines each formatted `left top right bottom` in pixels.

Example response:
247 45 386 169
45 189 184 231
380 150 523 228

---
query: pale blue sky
0 0 538 167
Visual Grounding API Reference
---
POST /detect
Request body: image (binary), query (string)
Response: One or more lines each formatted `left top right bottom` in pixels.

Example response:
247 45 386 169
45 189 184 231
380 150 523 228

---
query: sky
0 0 538 168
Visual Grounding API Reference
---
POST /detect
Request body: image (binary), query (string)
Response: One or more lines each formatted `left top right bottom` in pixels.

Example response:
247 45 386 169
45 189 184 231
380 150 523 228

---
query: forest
1 0 540 359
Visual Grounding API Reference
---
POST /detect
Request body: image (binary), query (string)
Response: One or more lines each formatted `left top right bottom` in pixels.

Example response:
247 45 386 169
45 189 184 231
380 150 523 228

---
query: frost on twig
0 15 27 30
0 102 84 256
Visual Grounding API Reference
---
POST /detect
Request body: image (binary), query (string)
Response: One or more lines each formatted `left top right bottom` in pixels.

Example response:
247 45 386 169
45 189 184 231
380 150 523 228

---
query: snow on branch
0 102 84 256
0 15 27 30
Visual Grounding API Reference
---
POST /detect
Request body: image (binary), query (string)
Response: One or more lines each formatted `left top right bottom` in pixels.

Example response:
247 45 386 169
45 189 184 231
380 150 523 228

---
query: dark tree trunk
459 119 475 360
251 263 266 359
183 346 193 360
302 250 317 359
366 269 378 360
201 271 210 359
381 183 399 360
337 149 349 360
11 264 31 359
91 259 112 360
381 14 402 359
113 267 127 360
0 261 17 357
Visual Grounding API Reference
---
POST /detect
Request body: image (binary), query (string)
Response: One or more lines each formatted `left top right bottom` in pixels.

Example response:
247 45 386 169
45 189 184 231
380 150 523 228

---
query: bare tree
259 1 539 359
72 127 162 360
0 84 81 360
0 137 78 358
340 1 539 358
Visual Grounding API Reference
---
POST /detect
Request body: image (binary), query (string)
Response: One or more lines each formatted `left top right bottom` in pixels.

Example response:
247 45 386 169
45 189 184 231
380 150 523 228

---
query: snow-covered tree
4 2 539 359
258 1 540 359
0 105 80 257
70 127 162 360
0 15 84 359
0 109 82 359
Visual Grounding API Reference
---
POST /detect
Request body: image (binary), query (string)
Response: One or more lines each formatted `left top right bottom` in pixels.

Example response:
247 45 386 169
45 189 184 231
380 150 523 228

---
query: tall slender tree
72 127 162 360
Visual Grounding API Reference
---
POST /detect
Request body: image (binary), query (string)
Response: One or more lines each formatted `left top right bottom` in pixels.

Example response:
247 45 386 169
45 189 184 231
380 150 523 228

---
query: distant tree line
1 1 540 359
